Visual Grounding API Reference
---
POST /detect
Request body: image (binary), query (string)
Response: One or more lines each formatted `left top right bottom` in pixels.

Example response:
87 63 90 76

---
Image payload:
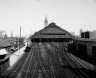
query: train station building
30 22 75 42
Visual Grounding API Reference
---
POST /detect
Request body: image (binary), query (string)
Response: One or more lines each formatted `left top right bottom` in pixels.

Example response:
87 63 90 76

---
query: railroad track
60 43 89 78
0 42 89 78
45 42 89 78
0 52 29 78
0 43 36 78
42 43 79 78
17 43 38 78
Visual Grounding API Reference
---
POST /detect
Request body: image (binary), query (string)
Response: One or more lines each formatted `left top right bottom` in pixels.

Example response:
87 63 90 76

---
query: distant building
70 32 75 36
6 37 18 44
90 30 96 39
0 37 11 48
80 30 96 39
0 30 6 38
6 37 24 49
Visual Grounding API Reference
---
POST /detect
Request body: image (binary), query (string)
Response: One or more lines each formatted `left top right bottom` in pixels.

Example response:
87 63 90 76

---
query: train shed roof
30 22 75 39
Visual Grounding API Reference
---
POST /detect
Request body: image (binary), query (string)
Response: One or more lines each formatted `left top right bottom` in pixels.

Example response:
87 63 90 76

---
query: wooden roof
31 22 75 39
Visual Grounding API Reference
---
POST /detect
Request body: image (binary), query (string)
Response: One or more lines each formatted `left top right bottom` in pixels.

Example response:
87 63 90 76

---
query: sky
0 0 96 37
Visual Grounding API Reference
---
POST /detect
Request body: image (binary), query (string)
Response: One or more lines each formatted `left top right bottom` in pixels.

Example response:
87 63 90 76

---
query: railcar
24 44 31 52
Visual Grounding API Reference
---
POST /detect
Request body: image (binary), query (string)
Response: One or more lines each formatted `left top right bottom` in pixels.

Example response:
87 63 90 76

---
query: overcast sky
0 0 96 37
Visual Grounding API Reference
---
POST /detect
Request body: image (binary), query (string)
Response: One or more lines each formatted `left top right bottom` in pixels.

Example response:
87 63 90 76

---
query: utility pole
18 26 21 57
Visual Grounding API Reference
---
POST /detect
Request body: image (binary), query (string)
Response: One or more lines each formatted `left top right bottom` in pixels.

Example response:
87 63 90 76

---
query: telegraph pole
18 26 21 57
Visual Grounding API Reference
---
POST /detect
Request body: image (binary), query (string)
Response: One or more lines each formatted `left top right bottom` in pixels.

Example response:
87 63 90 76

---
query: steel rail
8 43 36 78
61 43 89 78
47 43 76 78
44 42 82 78
1 52 29 78
29 43 40 78
52 43 79 78
20 43 37 78
38 43 51 78
38 48 55 78
57 43 89 78
42 43 71 77
51 42 84 77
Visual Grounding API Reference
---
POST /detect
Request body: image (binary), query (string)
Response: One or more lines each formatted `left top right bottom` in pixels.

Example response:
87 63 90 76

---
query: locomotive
24 44 31 52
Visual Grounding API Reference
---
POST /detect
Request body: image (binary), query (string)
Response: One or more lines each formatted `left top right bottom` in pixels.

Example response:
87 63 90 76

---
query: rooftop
0 37 11 48
31 22 75 39
76 38 96 43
